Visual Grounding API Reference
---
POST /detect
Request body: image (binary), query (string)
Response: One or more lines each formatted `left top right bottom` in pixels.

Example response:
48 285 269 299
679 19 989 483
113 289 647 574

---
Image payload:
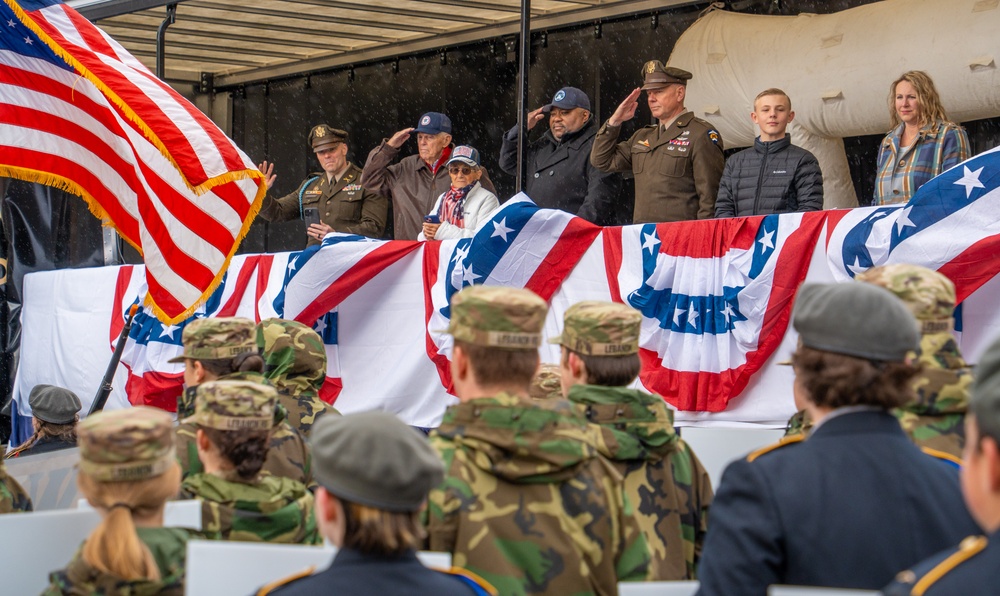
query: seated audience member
554 301 713 580
715 88 823 217
884 334 1000 594
420 146 499 240
425 286 649 595
180 380 319 544
498 86 619 223
874 70 970 205
697 282 980 595
0 445 31 512
785 265 970 460
173 317 312 488
257 318 339 438
45 407 190 594
259 411 494 595
7 384 82 458
362 112 496 240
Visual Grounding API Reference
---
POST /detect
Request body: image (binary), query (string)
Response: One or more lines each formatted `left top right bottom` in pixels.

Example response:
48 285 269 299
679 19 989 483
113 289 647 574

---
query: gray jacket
715 135 823 218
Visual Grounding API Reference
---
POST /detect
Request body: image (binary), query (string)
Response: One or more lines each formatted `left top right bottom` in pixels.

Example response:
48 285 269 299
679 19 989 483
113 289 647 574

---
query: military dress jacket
259 548 494 596
696 410 980 595
590 111 724 223
498 119 619 223
882 532 1000 595
257 162 387 244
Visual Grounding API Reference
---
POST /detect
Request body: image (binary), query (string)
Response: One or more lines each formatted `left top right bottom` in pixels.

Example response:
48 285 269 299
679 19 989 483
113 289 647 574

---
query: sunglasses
448 165 475 175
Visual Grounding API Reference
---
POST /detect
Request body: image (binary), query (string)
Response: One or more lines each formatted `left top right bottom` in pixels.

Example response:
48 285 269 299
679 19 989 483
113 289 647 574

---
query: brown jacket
361 141 496 240
258 162 386 245
590 111 724 223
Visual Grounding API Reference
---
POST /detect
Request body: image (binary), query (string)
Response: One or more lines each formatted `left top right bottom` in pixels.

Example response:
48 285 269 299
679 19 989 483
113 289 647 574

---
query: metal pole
156 3 178 80
515 0 530 193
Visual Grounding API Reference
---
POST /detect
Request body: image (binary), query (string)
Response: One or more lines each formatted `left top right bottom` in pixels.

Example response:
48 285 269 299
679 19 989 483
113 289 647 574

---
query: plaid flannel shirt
874 121 970 205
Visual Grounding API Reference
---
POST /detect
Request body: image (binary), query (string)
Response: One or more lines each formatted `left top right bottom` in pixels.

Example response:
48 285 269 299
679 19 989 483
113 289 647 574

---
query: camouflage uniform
528 363 563 401
179 380 319 544
426 286 649 596
45 407 191 595
256 318 339 437
0 445 31 513
172 318 314 488
553 300 713 580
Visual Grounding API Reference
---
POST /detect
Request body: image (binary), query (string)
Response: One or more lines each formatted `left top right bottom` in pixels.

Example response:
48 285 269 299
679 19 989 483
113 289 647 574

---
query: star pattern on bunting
491 218 514 242
953 165 985 199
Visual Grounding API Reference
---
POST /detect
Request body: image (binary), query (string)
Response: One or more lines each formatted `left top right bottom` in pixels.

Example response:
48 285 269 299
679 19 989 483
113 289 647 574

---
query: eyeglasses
448 165 475 175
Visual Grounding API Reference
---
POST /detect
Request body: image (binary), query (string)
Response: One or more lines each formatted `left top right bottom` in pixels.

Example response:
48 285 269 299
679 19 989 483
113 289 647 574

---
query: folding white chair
619 580 700 595
680 426 786 488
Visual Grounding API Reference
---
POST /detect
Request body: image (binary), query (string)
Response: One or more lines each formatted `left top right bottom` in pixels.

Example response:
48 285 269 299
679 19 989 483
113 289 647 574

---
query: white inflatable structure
667 0 1000 208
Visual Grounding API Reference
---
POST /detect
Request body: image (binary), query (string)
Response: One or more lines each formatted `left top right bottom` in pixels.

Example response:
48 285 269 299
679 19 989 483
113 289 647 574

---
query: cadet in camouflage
173 317 314 488
45 407 190 596
528 363 562 401
256 318 339 437
0 444 31 513
427 286 650 596
552 300 713 580
180 380 320 544
857 264 969 457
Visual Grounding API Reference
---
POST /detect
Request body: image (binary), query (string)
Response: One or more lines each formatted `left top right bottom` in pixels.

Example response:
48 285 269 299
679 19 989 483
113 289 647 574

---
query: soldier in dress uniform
553 300 713 580
883 333 1000 594
257 125 387 245
591 61 724 223
258 411 494 595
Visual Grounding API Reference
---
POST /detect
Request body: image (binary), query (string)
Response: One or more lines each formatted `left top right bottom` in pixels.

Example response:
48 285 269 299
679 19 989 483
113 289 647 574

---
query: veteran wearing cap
361 112 496 240
883 333 1000 595
591 61 725 223
553 301 712 580
697 282 979 595
420 145 499 240
259 411 493 595
46 407 189 594
498 86 620 223
425 286 649 595
6 384 83 458
257 124 387 245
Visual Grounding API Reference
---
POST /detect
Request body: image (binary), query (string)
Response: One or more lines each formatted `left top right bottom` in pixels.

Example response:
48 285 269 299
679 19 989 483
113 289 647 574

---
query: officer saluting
590 61 724 223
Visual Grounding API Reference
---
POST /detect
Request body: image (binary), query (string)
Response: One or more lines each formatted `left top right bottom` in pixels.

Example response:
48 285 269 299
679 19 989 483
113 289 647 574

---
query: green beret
29 384 81 424
793 282 919 361
310 411 444 512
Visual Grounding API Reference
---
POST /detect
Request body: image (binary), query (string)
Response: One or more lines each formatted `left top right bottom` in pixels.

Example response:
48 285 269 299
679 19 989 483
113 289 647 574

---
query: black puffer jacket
715 135 823 217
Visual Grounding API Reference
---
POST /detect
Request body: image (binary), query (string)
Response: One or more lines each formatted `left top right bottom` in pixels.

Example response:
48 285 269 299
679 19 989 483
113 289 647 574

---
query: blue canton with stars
128 272 227 346
840 155 996 278
0 0 71 68
626 216 781 335
438 200 535 320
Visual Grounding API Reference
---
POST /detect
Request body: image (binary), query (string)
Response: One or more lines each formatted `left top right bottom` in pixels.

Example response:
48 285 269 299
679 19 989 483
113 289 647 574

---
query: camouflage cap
310 410 444 512
446 286 547 350
28 384 82 424
256 318 327 390
168 317 257 363
181 379 277 432
308 124 348 152
855 264 956 334
77 407 175 482
530 363 563 400
641 60 692 90
550 300 641 356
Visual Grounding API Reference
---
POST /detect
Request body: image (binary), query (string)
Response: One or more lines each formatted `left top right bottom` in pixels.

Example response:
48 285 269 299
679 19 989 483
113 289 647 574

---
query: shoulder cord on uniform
298 176 322 219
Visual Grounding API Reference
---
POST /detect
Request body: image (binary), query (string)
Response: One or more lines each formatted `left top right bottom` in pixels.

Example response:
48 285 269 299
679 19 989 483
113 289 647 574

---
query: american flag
0 0 265 323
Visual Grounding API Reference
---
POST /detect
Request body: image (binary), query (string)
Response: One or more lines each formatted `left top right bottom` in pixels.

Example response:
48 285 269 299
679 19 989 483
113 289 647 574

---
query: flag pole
515 0 530 193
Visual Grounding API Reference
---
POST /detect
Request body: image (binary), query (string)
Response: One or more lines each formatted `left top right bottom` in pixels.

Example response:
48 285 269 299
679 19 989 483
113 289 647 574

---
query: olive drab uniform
590 61 724 223
568 384 713 580
0 445 31 513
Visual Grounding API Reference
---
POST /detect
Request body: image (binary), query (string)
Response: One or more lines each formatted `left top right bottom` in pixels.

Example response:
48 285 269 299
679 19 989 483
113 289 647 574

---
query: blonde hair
77 463 181 581
888 71 949 129
754 88 791 110
341 499 426 556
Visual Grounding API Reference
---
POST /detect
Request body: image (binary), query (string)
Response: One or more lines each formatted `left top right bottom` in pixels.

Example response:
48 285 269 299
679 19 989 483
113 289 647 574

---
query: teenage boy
715 88 823 217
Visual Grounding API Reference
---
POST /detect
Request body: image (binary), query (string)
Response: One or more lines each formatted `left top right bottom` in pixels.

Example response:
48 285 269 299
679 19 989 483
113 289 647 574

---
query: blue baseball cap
414 112 452 135
543 87 591 113
446 145 480 168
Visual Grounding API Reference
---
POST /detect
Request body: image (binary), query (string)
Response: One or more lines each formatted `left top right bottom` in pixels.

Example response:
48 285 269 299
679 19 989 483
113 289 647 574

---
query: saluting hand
257 161 277 190
608 88 642 127
387 127 415 149
526 107 546 131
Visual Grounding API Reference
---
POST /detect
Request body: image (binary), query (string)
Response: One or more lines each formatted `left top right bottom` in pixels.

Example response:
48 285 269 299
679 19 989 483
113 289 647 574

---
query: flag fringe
2 0 265 197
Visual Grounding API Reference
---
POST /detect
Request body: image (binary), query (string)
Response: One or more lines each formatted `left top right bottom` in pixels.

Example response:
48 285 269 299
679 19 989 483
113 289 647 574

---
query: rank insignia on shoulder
708 130 721 144
637 139 650 148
